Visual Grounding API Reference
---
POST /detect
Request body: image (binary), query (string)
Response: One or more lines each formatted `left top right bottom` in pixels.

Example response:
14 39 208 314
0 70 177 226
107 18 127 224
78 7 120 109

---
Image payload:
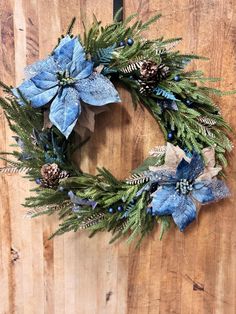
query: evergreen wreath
0 10 234 245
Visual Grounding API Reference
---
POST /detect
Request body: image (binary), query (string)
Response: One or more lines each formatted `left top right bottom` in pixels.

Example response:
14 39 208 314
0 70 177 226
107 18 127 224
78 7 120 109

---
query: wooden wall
0 0 235 313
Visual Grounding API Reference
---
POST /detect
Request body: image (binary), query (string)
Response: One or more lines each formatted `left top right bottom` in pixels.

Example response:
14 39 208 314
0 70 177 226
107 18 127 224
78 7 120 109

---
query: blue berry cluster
173 75 181 82
108 205 124 214
184 99 194 107
119 38 134 47
167 131 174 141
35 178 41 185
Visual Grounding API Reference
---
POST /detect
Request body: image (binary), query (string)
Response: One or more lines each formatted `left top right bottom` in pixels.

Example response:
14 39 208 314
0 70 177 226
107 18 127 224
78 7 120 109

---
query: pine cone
157 64 170 80
139 61 170 95
40 163 69 188
138 79 154 95
140 60 159 80
58 170 70 180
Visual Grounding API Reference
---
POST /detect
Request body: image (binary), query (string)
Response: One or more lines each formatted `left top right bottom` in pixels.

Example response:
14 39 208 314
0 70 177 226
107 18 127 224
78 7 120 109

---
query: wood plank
124 1 236 314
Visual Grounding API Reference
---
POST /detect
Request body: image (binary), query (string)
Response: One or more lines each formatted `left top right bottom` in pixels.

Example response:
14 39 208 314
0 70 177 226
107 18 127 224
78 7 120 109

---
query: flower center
175 179 193 195
57 70 75 86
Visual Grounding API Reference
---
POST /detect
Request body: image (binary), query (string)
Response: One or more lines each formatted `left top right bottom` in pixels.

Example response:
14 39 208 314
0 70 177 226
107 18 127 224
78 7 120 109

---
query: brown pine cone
58 170 70 180
140 60 159 81
41 163 60 178
138 79 155 95
157 64 170 80
40 163 68 188
139 61 170 95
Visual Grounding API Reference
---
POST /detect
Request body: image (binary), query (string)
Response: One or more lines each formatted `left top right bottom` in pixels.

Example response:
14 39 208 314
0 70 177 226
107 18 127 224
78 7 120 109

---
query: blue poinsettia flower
149 144 229 231
13 36 121 137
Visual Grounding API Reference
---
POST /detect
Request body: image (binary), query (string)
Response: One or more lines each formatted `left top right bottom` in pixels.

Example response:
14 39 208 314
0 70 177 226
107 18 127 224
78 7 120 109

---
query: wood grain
0 0 235 313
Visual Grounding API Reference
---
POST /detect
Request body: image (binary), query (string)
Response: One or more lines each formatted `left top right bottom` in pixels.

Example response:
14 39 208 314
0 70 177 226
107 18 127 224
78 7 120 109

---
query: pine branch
66 17 76 35
158 216 171 240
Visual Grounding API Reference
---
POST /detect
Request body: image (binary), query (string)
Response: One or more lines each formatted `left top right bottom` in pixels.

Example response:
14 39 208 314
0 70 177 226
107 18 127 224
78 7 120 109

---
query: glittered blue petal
75 73 121 106
14 79 58 108
53 36 85 72
176 153 204 181
53 35 72 55
73 61 93 80
193 181 205 190
148 169 177 184
188 153 204 181
31 71 57 89
176 158 191 180
151 185 179 215
24 56 58 79
172 196 196 231
192 179 230 204
49 87 81 138
70 41 91 77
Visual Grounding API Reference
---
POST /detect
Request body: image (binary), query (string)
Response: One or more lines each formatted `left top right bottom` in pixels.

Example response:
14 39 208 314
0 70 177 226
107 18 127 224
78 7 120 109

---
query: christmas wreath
0 11 233 244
